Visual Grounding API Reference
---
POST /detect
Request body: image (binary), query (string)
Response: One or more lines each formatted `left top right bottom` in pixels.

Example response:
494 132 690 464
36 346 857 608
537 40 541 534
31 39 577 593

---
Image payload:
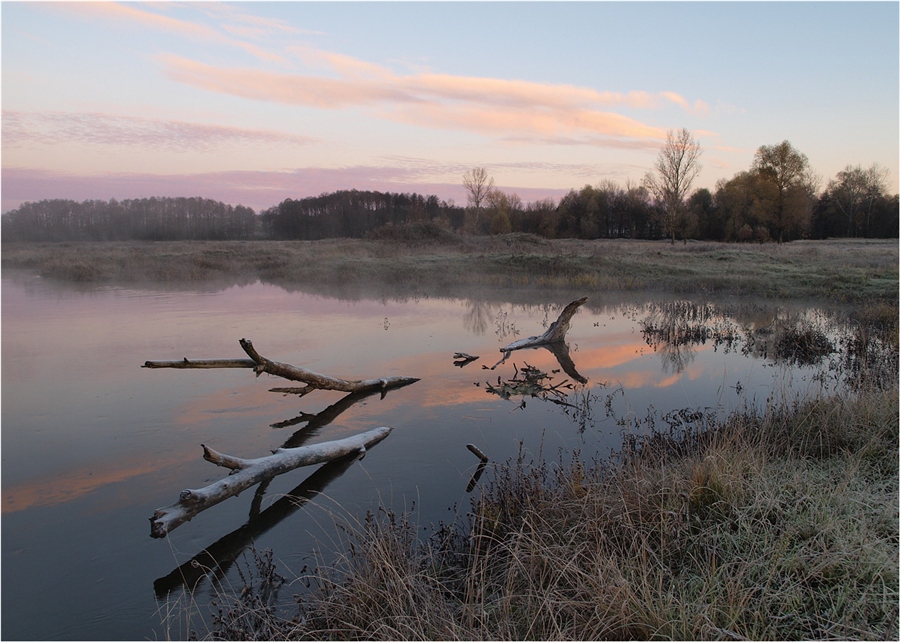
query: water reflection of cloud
172 383 299 427
573 342 644 370
2 457 171 514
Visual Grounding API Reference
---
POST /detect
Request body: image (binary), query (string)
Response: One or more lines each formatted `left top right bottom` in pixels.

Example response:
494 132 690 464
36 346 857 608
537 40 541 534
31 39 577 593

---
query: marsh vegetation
2 234 897 302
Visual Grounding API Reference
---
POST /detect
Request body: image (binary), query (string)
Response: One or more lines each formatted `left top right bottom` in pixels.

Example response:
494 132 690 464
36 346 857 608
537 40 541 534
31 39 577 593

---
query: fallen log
143 338 419 397
466 443 489 463
150 426 392 538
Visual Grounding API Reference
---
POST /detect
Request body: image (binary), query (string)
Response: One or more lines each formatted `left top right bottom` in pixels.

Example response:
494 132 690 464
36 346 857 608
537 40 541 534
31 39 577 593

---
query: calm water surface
2 274 850 640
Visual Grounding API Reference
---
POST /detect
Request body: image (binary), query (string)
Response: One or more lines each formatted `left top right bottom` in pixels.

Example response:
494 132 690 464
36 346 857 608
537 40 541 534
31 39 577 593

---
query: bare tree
643 128 703 244
463 167 495 234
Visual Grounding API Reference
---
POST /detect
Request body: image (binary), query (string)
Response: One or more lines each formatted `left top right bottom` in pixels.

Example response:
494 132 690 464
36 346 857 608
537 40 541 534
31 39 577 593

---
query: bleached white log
150 426 392 538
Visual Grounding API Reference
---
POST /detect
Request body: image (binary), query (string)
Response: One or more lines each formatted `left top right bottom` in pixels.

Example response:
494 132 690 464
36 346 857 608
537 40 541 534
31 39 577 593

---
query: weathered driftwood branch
465 444 489 492
487 298 589 380
466 462 488 493
500 297 587 353
143 358 258 369
143 338 419 397
272 387 402 444
150 426 392 538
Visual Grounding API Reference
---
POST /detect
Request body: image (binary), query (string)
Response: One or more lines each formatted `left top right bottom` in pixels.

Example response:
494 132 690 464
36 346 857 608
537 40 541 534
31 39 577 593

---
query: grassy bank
209 387 898 641
3 234 897 302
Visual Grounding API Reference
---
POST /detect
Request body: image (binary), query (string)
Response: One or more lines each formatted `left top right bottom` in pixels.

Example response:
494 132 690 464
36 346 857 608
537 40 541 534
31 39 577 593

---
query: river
1 272 857 640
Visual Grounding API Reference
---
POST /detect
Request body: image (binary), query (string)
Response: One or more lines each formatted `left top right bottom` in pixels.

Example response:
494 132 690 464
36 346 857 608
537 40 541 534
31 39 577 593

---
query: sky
2 1 898 214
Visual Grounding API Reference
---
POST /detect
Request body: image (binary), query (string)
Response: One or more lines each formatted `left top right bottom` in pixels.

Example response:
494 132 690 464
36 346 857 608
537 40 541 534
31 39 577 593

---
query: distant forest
3 175 897 243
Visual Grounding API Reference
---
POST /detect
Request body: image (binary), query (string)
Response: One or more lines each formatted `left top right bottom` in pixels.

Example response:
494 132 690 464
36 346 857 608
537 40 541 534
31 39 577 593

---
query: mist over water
1 275 884 640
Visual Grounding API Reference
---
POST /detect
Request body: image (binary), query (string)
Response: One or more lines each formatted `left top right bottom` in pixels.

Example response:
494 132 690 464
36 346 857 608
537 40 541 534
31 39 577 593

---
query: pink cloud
159 52 712 143
45 4 716 146
59 2 284 63
660 91 711 116
293 47 700 115
160 55 412 108
383 102 665 140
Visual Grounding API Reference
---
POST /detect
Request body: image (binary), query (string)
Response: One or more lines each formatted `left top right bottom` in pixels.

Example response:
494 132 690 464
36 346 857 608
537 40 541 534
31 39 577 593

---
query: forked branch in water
489 297 589 383
143 338 420 397
499 297 588 353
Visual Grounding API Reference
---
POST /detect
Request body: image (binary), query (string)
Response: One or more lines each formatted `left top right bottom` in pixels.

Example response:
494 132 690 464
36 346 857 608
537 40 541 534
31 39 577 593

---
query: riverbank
2 234 897 303
209 386 898 640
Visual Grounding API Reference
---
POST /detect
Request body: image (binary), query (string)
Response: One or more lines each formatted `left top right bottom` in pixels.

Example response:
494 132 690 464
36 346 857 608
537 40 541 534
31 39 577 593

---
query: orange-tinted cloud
47 3 717 146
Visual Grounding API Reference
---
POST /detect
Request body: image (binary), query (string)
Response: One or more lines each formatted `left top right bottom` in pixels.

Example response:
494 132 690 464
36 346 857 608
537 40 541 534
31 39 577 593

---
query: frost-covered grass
198 387 898 641
2 235 897 302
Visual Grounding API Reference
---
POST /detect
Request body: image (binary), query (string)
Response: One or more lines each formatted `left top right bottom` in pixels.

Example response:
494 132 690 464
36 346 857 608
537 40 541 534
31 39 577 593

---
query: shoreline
2 236 897 304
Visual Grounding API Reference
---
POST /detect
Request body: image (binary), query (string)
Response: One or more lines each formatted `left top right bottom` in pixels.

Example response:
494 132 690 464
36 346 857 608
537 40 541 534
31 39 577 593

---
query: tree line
258 191 464 240
3 136 896 243
1 196 256 242
460 135 896 242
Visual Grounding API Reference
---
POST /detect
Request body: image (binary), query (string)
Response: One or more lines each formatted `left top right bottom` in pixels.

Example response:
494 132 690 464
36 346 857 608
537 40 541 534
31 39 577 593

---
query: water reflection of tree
638 301 845 373
640 301 734 374
464 300 493 335
839 307 899 390
740 311 835 366
464 301 559 341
